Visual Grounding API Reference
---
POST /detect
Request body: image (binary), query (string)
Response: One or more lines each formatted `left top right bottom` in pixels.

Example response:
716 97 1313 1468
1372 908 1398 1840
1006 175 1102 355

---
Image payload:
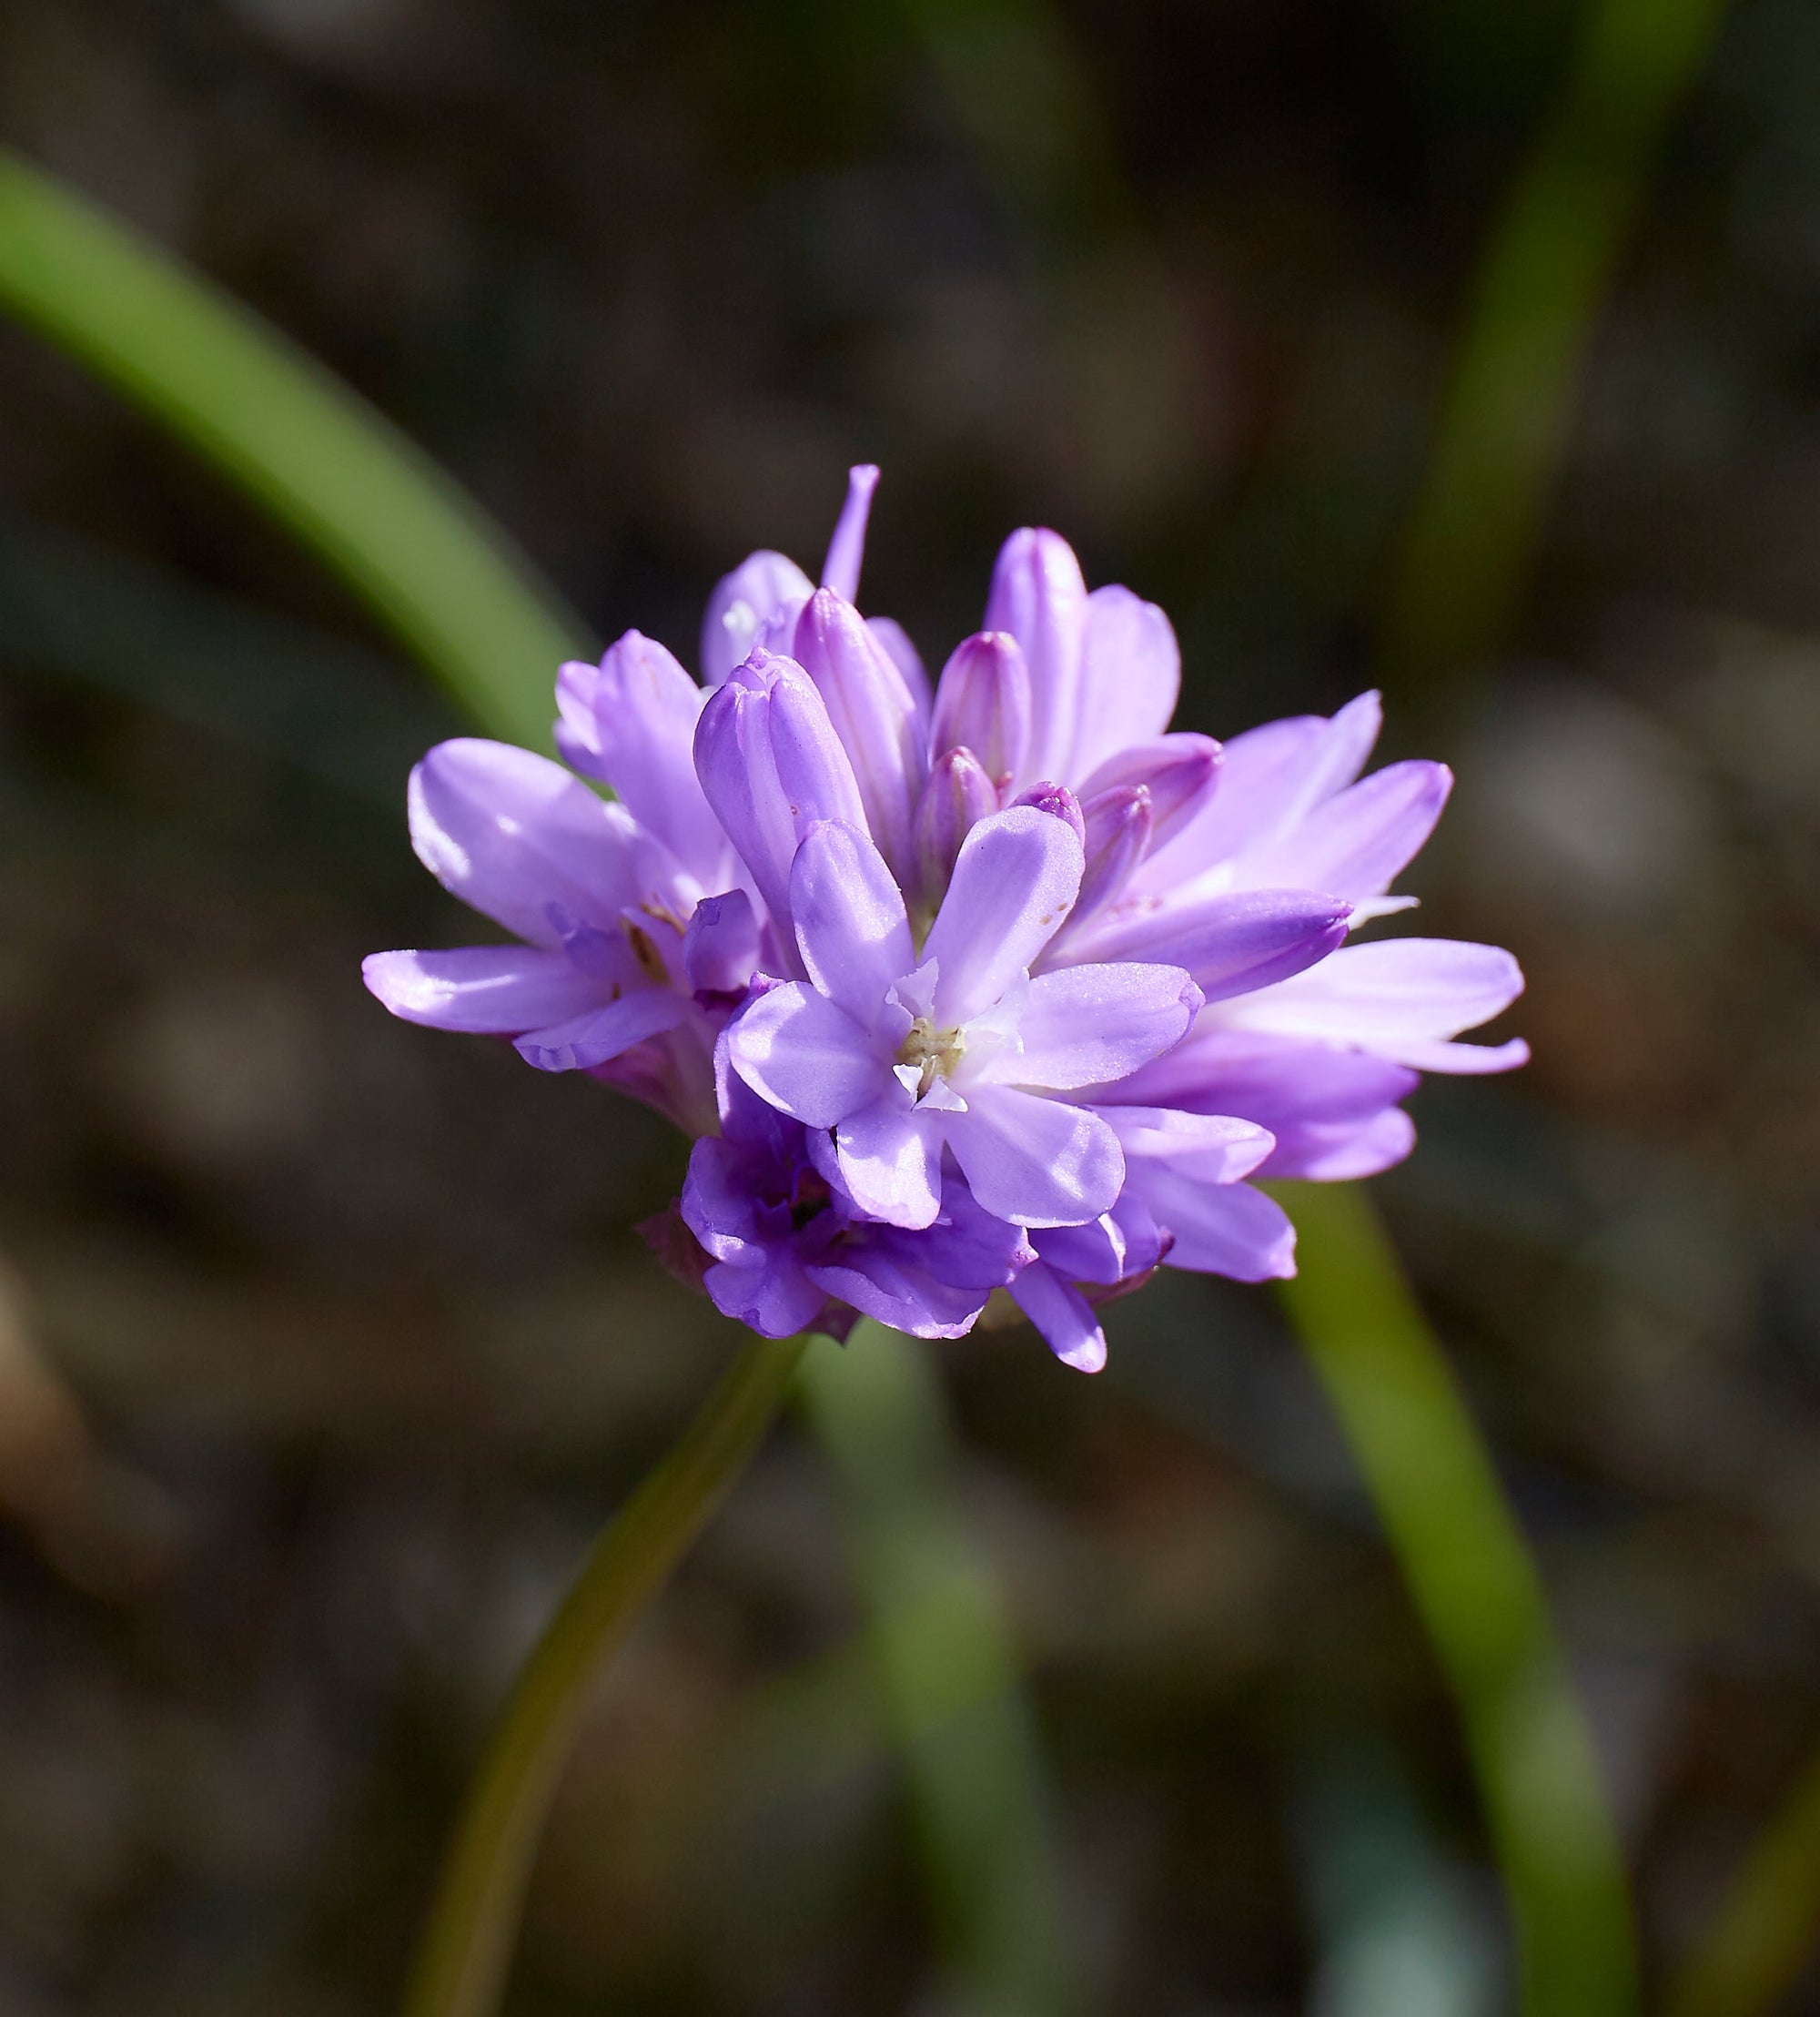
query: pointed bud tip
1011 780 1086 844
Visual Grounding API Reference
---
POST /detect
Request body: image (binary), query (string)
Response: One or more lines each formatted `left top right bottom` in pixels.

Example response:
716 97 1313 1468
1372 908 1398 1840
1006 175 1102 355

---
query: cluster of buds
366 470 1523 1371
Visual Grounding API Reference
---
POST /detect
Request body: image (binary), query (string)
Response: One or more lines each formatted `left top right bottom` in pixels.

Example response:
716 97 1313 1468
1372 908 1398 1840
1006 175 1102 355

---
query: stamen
896 1016 966 1100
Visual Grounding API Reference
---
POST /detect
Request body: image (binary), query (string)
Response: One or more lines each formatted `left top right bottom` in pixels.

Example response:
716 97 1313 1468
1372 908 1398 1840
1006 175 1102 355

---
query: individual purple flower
682 1044 1031 1340
361 737 723 1130
725 807 1207 1231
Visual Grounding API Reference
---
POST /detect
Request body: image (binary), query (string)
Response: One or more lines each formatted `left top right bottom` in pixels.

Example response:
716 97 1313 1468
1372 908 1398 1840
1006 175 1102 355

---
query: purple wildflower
365 465 1527 1372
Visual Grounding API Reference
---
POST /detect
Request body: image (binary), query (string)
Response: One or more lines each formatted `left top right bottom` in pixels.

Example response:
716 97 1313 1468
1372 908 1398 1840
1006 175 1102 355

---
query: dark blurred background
1 1 1818 2012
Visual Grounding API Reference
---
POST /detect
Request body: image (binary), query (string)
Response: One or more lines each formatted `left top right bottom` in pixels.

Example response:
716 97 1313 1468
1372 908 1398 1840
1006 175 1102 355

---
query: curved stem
402 1330 811 2017
1273 1181 1637 2017
1665 1741 1820 2017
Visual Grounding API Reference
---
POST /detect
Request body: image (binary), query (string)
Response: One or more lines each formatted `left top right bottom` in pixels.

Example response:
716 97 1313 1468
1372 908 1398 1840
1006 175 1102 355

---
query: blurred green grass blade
1666 1744 1820 2017
1381 0 1731 685
799 1323 1077 2017
1273 1181 1637 2017
0 147 584 751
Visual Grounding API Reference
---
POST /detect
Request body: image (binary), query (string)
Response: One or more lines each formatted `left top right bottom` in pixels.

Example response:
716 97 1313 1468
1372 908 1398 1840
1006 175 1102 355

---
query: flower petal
555 633 727 883
835 1098 944 1229
693 652 866 950
1077 734 1221 853
704 1252 829 1339
867 617 932 722
1008 1263 1107 1373
1233 760 1451 901
682 888 763 997
1062 887 1351 1001
913 747 999 902
1097 1106 1275 1182
728 982 879 1127
409 739 641 947
699 550 813 686
1031 1215 1130 1285
790 820 915 1026
1158 694 1381 878
1107 1032 1418 1179
792 590 924 878
1131 1170 1296 1280
1217 938 1525 1057
363 946 612 1033
514 988 689 1071
923 806 1086 1026
807 1246 988 1339
818 463 880 603
943 1084 1122 1228
931 631 1032 786
1387 1036 1531 1074
985 528 1088 785
1267 1107 1415 1180
1071 584 1181 777
982 963 1201 1090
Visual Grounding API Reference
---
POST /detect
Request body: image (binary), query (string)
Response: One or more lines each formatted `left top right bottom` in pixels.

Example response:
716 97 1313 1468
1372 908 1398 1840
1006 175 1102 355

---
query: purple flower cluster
366 468 1525 1372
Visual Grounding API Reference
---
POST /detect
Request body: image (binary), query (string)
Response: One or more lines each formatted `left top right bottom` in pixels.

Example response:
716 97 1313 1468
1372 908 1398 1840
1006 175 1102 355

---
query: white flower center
895 1017 966 1100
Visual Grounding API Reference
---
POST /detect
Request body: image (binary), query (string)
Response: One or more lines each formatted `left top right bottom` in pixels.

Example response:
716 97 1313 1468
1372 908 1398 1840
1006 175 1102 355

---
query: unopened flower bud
1009 779 1086 846
930 632 1032 789
693 650 865 959
792 588 924 881
1055 785 1152 946
1077 733 1221 852
913 746 998 905
699 552 814 687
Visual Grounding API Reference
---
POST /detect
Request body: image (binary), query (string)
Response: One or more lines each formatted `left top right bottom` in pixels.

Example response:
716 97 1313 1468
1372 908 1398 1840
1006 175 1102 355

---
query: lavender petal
943 1084 1122 1228
834 1097 944 1229
1008 1263 1107 1373
984 527 1088 785
362 946 610 1033
699 550 814 687
409 738 642 947
790 820 914 1025
982 963 1201 1091
514 988 690 1072
923 806 1086 1026
1071 584 1181 778
727 980 879 1127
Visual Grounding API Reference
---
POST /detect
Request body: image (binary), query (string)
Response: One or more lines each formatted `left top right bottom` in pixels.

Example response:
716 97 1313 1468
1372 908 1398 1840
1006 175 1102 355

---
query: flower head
365 467 1526 1370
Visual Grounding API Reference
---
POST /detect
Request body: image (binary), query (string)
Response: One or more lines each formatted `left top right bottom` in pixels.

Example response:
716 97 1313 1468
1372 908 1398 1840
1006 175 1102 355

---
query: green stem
402 1330 811 2017
798 1323 1075 2017
1665 1742 1820 2017
0 147 586 750
1272 1181 1637 2017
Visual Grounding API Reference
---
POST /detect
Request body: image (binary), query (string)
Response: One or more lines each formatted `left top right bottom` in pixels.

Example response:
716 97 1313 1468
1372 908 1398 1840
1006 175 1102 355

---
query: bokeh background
1 0 1818 2012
